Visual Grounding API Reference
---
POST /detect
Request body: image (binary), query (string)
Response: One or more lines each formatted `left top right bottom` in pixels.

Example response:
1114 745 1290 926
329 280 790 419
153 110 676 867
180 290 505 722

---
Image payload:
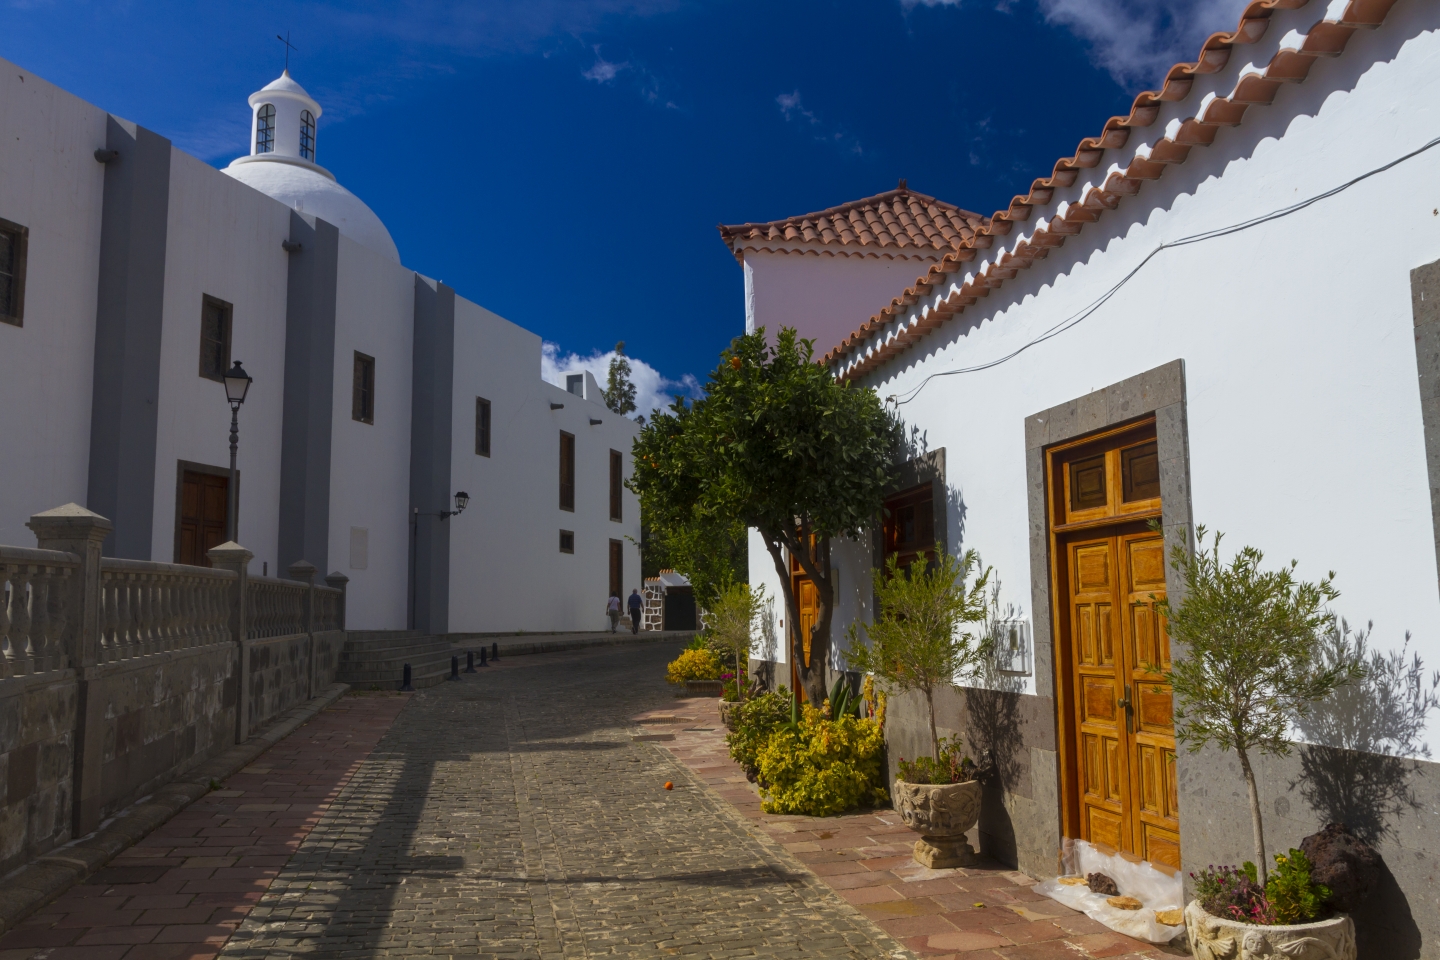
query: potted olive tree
705 581 766 727
1162 526 1362 959
845 550 991 867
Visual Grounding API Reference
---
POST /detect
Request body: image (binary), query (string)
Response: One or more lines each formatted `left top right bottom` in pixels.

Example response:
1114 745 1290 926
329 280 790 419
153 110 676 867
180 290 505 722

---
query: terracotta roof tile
825 0 1401 377
718 182 988 261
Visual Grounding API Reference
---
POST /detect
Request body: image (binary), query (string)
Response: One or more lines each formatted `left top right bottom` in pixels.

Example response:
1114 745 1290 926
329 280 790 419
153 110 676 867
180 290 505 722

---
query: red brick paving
0 693 410 960
638 697 1188 960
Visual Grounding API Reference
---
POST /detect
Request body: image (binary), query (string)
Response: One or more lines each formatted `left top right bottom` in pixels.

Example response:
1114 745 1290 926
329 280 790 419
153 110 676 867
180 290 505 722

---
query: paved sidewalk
0 693 409 960
639 698 1188 960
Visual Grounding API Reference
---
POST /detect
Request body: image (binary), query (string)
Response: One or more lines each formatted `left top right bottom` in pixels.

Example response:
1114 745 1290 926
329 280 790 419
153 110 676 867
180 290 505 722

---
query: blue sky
1 0 1245 413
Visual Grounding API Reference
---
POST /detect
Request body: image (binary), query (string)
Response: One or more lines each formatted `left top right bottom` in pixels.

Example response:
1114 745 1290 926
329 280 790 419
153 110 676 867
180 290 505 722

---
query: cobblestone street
216 640 907 959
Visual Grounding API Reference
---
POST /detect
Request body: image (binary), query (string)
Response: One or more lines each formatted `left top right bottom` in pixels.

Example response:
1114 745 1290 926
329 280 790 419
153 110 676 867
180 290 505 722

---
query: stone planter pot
684 679 724 697
1184 900 1355 960
718 699 739 729
891 779 982 868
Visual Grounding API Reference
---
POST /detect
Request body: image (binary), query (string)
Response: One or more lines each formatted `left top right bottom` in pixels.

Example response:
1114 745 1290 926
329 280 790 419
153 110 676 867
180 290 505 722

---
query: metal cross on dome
276 32 297 72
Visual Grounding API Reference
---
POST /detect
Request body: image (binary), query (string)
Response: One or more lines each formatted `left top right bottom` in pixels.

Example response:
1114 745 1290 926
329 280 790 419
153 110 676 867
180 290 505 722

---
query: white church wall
0 61 107 544
327 235 414 629
744 249 935 350
150 149 292 569
447 295 642 633
843 9 1440 753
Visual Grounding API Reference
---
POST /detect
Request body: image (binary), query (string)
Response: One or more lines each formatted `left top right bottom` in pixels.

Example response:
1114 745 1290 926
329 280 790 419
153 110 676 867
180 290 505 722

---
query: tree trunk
1237 746 1268 885
924 686 939 762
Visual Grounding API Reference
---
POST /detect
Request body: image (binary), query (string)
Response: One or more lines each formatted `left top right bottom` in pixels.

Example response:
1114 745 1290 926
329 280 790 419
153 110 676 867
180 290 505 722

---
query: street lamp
441 490 470 520
223 361 253 542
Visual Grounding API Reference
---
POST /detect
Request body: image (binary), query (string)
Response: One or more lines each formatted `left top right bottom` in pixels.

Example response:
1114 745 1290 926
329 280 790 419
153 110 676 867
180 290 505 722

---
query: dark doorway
663 587 696 631
608 539 623 599
176 465 230 567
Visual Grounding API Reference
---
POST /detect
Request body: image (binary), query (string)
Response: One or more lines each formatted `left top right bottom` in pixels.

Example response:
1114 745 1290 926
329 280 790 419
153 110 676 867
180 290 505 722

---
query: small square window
199 296 232 381
352 352 375 424
0 217 29 327
559 530 575 554
476 397 491 457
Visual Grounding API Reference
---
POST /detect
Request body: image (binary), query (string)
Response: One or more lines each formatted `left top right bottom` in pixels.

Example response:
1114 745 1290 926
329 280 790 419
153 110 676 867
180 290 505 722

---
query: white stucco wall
328 235 414 629
830 7 1440 756
151 149 292 569
744 249 937 351
448 296 642 633
0 62 107 545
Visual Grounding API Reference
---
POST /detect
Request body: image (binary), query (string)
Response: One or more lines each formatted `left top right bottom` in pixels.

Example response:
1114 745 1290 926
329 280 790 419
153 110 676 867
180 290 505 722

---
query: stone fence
0 504 348 879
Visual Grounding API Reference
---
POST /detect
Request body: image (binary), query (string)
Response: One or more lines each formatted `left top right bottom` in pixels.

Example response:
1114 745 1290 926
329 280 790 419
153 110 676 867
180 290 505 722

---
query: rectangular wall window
352 351 375 424
199 295 232 381
609 450 623 521
559 530 575 554
475 397 491 457
0 217 29 327
559 431 575 511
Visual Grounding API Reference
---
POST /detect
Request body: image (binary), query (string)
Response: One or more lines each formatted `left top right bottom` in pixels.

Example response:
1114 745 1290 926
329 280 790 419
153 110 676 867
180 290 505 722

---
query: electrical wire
885 132 1440 406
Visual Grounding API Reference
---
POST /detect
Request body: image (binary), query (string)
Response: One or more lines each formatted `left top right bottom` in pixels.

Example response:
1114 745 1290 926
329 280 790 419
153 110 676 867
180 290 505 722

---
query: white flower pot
1184 899 1355 960
891 779 982 868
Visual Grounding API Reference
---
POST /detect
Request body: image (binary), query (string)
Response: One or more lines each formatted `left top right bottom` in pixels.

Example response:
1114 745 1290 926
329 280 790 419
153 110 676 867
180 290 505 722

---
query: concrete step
338 643 452 664
340 635 449 655
337 632 459 690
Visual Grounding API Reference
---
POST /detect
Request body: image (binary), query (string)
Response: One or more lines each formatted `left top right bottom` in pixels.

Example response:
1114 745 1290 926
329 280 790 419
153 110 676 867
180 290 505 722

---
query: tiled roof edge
825 0 1399 377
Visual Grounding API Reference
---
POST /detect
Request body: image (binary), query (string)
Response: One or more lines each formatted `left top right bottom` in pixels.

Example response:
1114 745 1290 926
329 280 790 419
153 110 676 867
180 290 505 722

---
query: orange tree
629 328 901 707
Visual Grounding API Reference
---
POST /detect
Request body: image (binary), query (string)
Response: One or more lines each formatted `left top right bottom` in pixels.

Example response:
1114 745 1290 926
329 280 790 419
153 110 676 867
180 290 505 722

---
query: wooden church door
1051 422 1180 870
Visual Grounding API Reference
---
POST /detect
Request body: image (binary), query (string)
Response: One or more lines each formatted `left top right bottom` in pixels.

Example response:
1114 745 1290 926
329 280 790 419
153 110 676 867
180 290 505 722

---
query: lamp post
222 361 253 542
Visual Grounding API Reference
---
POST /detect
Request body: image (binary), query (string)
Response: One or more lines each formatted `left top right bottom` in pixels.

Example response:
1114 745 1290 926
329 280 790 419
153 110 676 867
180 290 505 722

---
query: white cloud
583 47 629 82
541 342 700 420
1036 0 1250 89
775 90 863 156
895 0 1250 92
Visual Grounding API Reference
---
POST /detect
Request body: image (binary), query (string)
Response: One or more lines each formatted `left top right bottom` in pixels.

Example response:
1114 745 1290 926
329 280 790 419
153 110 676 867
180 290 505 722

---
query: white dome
225 157 400 262
223 71 399 263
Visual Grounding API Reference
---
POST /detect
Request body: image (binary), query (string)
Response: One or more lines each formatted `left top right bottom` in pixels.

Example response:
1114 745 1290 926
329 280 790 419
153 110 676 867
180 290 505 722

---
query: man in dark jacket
627 588 644 634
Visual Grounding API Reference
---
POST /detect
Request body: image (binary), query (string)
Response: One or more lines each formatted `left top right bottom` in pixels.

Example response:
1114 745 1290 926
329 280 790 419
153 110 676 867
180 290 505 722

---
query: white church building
0 62 641 634
729 1 1440 952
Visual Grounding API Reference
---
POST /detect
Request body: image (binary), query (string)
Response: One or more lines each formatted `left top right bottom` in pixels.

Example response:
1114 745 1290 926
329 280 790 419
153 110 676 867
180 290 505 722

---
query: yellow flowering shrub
756 704 888 816
666 648 721 684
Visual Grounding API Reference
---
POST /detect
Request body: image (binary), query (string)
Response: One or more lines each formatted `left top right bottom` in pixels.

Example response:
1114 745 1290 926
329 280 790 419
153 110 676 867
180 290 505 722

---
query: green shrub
1266 849 1330 924
725 688 791 779
755 703 888 816
666 648 721 684
897 736 975 785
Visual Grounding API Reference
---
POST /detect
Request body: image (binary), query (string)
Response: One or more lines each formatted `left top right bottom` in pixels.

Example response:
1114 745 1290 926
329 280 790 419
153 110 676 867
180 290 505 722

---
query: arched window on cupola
256 104 275 154
300 110 316 161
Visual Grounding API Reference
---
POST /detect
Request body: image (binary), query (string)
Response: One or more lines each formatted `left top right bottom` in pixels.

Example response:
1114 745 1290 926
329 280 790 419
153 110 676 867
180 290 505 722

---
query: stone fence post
26 504 112 836
325 571 348 631
288 560 316 699
208 542 253 743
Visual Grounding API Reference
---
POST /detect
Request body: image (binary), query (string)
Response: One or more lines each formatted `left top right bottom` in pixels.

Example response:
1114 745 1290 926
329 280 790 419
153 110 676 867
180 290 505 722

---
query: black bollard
492 641 499 661
449 655 461 681
480 647 488 666
465 650 476 673
400 663 414 691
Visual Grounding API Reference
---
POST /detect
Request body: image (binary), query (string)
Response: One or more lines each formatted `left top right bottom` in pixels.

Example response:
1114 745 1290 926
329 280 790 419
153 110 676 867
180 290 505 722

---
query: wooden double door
1051 422 1180 870
177 469 228 567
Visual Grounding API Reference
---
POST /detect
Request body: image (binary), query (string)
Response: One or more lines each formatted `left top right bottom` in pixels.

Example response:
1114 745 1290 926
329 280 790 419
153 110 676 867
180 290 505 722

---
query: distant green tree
845 551 992 761
630 328 901 707
1161 526 1363 883
603 341 638 417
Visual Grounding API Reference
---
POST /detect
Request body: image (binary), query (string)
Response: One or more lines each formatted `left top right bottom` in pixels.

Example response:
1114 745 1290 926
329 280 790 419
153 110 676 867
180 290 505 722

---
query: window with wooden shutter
352 352 375 424
609 450 622 521
0 217 28 327
198 296 232 381
476 397 491 456
559 431 575 511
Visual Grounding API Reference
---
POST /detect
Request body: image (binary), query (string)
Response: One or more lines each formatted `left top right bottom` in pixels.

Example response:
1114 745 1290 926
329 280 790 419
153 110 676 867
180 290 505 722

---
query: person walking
627 588 643 634
606 593 622 633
